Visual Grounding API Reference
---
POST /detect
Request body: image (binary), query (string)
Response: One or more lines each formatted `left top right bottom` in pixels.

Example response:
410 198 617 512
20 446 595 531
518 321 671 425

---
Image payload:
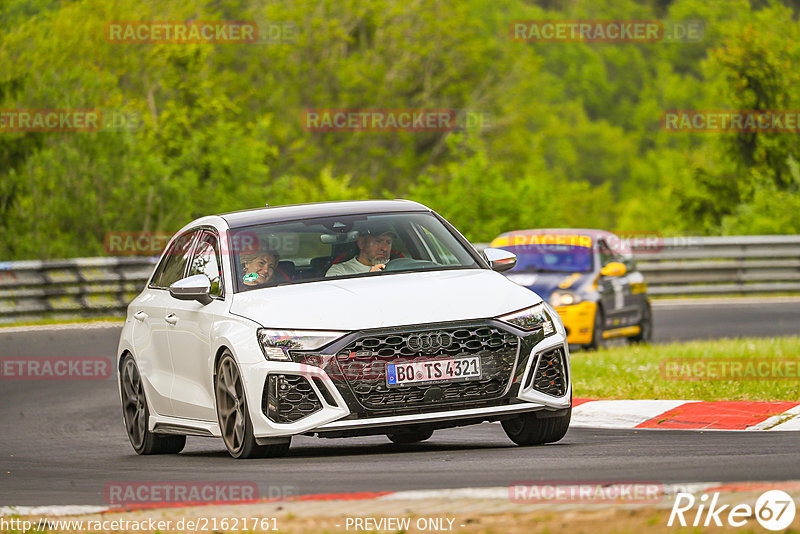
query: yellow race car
490 229 652 349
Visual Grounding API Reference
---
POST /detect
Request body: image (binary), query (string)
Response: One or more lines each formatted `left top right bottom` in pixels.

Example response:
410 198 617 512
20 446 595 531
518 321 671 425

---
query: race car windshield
503 244 593 273
230 212 480 291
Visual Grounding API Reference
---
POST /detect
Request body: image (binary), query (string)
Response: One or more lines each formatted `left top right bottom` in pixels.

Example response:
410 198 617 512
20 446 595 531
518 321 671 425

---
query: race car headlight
257 329 346 361
498 303 555 336
550 290 582 307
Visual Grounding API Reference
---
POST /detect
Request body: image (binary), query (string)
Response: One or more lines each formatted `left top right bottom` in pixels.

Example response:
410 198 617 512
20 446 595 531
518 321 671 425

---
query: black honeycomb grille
334 324 519 411
531 347 567 397
262 374 323 423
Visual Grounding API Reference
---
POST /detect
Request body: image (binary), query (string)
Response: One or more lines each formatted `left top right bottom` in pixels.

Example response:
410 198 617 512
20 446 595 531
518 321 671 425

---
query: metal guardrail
0 257 157 323
630 235 800 295
1 235 799 322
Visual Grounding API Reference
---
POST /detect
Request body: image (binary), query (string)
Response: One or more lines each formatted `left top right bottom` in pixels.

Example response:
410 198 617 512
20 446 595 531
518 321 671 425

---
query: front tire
501 408 571 446
215 352 290 459
120 354 186 455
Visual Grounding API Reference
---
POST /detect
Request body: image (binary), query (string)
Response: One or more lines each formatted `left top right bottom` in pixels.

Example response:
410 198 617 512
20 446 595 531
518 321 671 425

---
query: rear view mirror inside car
320 230 359 244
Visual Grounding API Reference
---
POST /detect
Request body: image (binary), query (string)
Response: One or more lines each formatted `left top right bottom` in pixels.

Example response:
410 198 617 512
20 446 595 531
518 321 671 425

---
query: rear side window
188 232 223 297
151 231 199 288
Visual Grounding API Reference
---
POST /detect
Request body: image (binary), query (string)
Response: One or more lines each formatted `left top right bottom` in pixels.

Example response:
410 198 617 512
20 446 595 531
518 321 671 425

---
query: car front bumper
244 330 571 440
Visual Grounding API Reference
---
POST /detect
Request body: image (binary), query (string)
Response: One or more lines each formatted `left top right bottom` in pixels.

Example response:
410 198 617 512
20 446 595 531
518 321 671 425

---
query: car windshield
230 212 480 291
502 244 594 273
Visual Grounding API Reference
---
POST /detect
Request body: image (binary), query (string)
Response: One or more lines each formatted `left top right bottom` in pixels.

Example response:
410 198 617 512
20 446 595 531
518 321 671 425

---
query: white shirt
325 256 372 277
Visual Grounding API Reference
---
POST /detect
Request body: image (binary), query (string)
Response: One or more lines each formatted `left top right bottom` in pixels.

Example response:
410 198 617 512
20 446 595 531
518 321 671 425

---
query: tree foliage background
2 0 800 259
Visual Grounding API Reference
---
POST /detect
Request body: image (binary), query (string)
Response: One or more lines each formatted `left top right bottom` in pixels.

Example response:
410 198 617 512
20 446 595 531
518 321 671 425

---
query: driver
326 223 397 277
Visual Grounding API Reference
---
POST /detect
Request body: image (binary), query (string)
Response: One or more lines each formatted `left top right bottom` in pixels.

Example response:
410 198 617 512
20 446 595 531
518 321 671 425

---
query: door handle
133 311 148 322
164 313 178 326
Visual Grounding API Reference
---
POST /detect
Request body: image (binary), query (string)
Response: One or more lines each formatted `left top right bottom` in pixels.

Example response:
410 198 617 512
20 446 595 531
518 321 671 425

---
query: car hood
229 269 541 330
503 271 594 300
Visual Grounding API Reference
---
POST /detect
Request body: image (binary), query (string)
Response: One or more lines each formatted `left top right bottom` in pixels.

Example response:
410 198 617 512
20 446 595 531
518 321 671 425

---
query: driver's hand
369 263 386 272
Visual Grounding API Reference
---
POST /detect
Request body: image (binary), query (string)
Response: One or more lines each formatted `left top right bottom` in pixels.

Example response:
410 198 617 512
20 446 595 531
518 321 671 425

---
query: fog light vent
262 374 323 423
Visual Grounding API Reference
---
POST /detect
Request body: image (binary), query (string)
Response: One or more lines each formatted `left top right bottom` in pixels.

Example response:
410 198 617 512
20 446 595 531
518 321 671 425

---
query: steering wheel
383 258 439 272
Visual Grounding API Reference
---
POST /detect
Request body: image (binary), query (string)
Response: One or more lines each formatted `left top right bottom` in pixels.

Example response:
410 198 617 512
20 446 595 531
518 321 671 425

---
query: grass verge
571 337 800 401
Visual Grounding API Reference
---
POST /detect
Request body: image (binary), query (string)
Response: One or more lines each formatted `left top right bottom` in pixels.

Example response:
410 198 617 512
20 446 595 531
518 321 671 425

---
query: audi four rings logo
407 332 452 353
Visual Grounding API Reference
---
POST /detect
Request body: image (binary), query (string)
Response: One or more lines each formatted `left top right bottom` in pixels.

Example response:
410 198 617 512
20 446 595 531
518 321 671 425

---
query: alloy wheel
121 358 147 450
216 357 247 454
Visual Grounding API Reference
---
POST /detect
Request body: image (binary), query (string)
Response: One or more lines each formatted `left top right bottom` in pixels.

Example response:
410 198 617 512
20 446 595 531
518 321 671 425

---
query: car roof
218 199 430 229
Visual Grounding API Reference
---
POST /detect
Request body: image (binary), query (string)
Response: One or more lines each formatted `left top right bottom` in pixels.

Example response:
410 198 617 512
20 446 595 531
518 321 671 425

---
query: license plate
386 356 481 387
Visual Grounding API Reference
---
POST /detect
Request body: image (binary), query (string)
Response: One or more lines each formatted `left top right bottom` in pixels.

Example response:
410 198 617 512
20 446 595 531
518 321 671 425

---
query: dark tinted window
152 231 198 288
505 245 593 273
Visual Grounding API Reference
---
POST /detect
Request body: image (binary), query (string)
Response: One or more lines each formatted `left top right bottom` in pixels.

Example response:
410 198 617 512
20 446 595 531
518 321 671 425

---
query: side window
188 232 223 297
598 238 629 269
409 223 454 264
152 231 198 288
597 239 615 267
419 225 460 265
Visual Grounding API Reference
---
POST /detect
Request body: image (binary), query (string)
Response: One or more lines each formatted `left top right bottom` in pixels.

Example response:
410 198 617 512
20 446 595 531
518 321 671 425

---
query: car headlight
549 290 582 307
542 301 566 336
498 302 555 336
257 329 346 361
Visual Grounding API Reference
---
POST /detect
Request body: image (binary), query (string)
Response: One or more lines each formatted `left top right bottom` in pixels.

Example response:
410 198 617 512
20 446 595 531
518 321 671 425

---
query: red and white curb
571 398 800 431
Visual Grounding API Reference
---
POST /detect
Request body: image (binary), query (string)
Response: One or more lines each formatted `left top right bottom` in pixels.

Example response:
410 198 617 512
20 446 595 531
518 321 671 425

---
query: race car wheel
386 429 434 444
586 305 606 350
215 352 290 459
501 407 571 446
630 303 653 344
120 354 186 455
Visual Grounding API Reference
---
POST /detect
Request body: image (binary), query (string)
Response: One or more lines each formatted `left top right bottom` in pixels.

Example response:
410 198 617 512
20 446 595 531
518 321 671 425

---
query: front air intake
263 374 323 423
526 347 567 397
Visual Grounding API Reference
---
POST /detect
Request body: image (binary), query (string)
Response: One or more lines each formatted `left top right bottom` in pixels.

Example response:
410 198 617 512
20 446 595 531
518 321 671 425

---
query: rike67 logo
668 490 796 531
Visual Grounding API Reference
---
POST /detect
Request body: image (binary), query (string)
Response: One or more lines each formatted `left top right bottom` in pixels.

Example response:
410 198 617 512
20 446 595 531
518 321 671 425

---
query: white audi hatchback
117 200 572 458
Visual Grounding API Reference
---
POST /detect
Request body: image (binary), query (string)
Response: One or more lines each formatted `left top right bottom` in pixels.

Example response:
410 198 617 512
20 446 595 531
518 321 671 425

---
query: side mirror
169 274 213 305
483 247 517 272
600 262 627 277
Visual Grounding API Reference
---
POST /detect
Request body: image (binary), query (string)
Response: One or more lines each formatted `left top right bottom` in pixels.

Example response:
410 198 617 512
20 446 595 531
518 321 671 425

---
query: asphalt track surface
1 298 799 505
